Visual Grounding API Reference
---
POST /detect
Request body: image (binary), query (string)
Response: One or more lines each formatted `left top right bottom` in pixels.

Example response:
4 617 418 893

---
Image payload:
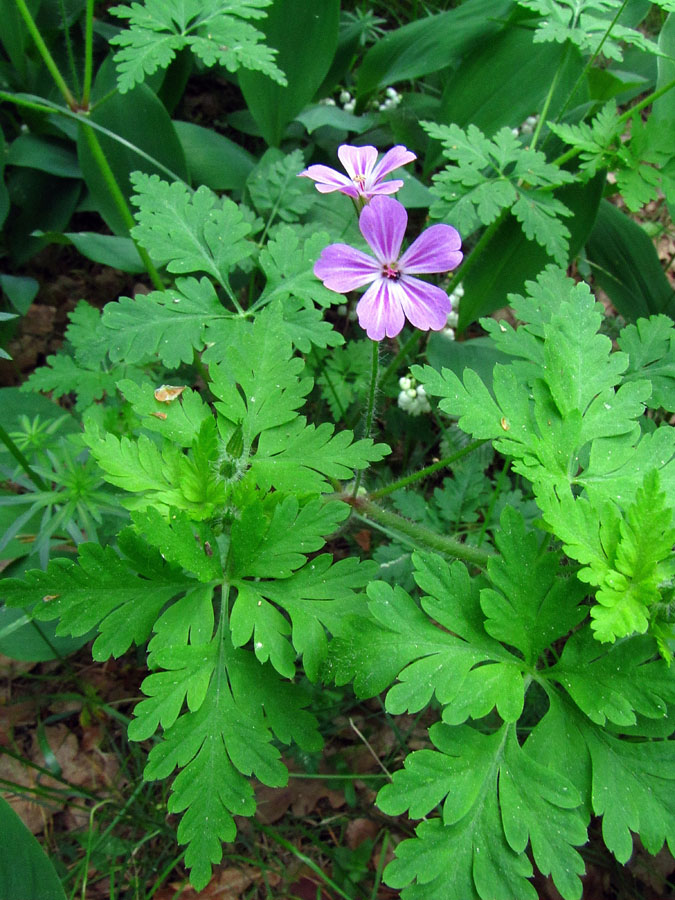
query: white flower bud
416 385 426 398
343 99 356 113
406 388 417 399
386 87 398 98
447 311 459 328
339 90 352 105
399 376 412 390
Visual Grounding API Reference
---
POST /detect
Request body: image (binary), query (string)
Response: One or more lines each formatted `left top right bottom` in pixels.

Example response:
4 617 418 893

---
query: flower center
382 262 401 281
353 174 366 186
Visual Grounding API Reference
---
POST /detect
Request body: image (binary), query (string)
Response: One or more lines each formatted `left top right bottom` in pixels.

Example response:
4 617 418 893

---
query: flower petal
356 278 406 341
359 195 407 264
368 179 404 196
314 243 379 293
395 276 452 331
337 144 378 181
399 224 463 274
370 145 416 182
298 164 354 191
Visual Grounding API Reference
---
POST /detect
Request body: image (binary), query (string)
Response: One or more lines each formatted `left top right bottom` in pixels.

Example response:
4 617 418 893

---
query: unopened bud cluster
397 373 430 416
511 114 539 139
443 283 464 340
319 86 402 115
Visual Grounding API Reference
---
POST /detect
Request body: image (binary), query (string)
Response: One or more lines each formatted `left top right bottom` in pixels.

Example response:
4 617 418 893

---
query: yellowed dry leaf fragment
154 384 186 403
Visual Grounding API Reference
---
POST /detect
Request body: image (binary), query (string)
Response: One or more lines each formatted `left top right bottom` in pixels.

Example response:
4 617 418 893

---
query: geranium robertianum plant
1 0 675 896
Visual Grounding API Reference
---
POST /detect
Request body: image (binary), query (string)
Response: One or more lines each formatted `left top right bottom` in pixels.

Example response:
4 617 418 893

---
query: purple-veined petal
368 179 404 196
298 164 351 187
314 243 379 293
356 278 406 341
370 145 416 183
359 195 407 264
399 224 463 274
337 144 378 182
396 276 452 331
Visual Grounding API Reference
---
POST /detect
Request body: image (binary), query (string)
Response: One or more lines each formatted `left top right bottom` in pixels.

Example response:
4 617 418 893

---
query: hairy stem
346 494 493 568
352 340 380 497
0 423 48 491
369 439 488 500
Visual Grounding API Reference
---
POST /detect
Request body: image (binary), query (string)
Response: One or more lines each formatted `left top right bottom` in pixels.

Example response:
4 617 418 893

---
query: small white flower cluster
376 87 402 112
319 87 402 115
443 283 464 340
398 373 430 416
511 114 539 138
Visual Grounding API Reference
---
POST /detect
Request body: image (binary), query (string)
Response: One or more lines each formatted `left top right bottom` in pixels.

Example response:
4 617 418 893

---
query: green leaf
516 0 659 61
589 470 675 642
173 120 255 191
550 629 675 726
117 380 212 447
585 200 675 320
110 0 285 93
132 507 222 582
481 507 587 665
76 57 188 236
355 0 512 96
329 557 524 722
130 173 255 284
618 314 675 411
142 633 318 890
102 278 236 367
252 416 389 494
379 722 586 900
0 542 189 660
209 305 311 447
230 495 348 580
426 122 574 261
239 0 339 146
21 352 117 411
258 226 337 309
247 149 314 223
0 795 66 900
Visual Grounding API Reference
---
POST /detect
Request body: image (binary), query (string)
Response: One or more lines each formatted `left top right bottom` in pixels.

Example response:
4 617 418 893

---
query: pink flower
298 144 416 201
314 196 463 341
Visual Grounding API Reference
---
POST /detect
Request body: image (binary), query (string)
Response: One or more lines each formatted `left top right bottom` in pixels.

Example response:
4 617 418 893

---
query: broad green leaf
76 57 188 236
173 120 255 191
239 0 339 146
0 796 66 900
355 0 512 97
585 200 675 320
117 380 212 447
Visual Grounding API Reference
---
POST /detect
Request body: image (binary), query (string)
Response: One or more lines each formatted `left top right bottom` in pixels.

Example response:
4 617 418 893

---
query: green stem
79 121 165 291
82 0 94 108
0 92 187 185
58 0 80 98
378 211 506 391
544 0 629 139
348 495 493 568
529 44 568 153
14 0 78 109
370 439 488 500
553 75 675 169
0 423 48 491
352 340 379 497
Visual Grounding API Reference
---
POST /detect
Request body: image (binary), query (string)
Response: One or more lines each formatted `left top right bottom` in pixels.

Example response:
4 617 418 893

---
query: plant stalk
347 494 493 568
369 439 488 500
14 0 78 109
352 340 380 497
78 121 165 291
